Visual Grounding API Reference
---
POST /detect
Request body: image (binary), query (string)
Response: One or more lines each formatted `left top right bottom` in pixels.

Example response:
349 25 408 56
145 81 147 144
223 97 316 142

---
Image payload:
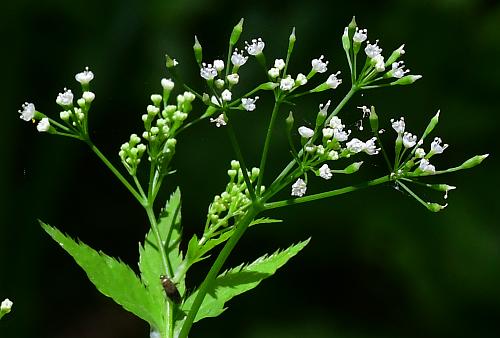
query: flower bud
230 18 244 46
193 36 203 66
344 161 363 174
426 202 447 212
459 154 489 170
369 106 379 133
391 74 422 86
151 94 162 106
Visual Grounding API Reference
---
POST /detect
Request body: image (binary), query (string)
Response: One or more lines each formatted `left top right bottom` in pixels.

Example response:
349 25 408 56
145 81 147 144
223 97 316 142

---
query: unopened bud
460 154 489 170
193 36 203 66
230 18 244 46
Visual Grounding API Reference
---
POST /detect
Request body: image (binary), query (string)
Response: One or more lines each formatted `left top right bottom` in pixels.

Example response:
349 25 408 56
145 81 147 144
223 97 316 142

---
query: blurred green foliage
1 0 499 337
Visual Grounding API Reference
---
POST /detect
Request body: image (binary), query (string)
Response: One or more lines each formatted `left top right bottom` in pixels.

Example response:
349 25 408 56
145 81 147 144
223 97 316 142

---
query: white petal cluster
200 63 218 80
403 132 417 148
390 61 409 79
326 71 342 89
213 59 225 72
161 78 174 90
241 96 259 111
311 55 329 73
274 59 285 70
210 114 227 127
419 159 435 174
291 178 307 197
353 28 368 43
75 67 94 85
19 102 36 121
56 88 74 106
346 137 379 155
298 126 314 138
391 117 405 134
296 73 307 86
430 137 448 154
245 38 265 55
280 75 295 91
37 117 50 132
365 40 382 59
319 164 332 180
231 48 248 66
1 298 13 312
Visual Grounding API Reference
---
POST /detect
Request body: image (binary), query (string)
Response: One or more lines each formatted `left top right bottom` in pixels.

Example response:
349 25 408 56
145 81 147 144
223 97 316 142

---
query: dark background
1 0 499 337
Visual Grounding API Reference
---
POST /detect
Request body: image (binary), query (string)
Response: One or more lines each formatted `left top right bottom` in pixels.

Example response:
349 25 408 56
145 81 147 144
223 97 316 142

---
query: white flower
363 137 379 155
19 102 36 121
245 38 265 55
346 138 365 153
298 126 314 138
328 150 339 160
326 71 342 89
280 75 295 91
329 116 344 130
274 58 285 70
403 132 417 148
373 54 385 72
231 48 248 67
365 40 382 59
56 88 74 106
311 55 328 73
430 137 448 154
305 145 316 153
200 63 218 80
333 129 350 142
295 73 307 85
353 28 368 43
183 91 195 102
210 95 220 107
390 61 409 79
210 114 227 127
227 73 239 85
75 66 94 85
241 96 259 111
291 178 307 197
419 159 435 174
60 110 70 121
1 299 13 312
319 100 331 117
83 91 95 103
415 147 426 158
221 89 232 101
161 78 174 90
322 127 334 138
268 67 280 79
319 164 332 180
391 117 405 134
213 59 225 72
37 117 50 132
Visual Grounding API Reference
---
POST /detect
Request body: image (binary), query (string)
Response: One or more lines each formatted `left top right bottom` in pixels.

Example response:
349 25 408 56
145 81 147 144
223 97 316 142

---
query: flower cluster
205 160 259 232
121 78 196 175
342 18 421 89
288 102 376 197
18 67 96 136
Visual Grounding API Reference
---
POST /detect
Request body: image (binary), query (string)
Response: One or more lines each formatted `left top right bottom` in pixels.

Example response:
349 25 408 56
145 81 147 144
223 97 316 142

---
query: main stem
178 206 260 338
256 100 282 195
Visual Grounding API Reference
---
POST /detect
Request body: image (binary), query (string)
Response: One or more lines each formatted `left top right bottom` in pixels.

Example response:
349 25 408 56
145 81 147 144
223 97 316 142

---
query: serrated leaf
249 217 282 227
182 238 310 322
40 221 162 332
139 188 183 294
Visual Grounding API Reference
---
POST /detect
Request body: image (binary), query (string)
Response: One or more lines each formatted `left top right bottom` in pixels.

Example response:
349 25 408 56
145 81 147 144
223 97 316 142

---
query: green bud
227 169 237 178
230 18 244 46
285 111 294 133
315 104 328 127
385 44 406 66
251 167 260 180
344 161 363 174
193 36 203 66
459 154 489 170
151 94 162 107
165 54 178 70
426 202 447 212
348 16 357 40
286 27 296 62
421 110 440 141
342 27 350 53
256 82 279 91
391 74 422 86
310 82 330 93
231 160 240 170
369 106 378 133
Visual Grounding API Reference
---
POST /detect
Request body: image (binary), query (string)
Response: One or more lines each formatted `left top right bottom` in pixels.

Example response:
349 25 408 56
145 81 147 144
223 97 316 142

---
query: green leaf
249 217 282 227
182 238 310 322
40 221 162 331
138 188 185 336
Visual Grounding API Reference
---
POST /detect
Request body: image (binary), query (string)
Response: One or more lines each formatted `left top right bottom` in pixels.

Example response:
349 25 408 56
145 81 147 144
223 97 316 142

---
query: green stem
256 100 282 195
86 140 145 205
264 175 390 210
178 206 260 338
145 205 173 338
268 87 357 194
226 118 257 201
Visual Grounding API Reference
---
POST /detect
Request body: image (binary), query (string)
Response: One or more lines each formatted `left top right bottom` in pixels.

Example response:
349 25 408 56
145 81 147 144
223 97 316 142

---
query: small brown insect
160 275 181 304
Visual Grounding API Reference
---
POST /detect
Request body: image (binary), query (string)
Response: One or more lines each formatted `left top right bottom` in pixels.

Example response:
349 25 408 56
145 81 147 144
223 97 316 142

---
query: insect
160 275 181 304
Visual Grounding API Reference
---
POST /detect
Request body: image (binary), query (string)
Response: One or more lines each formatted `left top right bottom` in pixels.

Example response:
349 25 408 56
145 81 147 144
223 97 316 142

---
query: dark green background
1 0 499 337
